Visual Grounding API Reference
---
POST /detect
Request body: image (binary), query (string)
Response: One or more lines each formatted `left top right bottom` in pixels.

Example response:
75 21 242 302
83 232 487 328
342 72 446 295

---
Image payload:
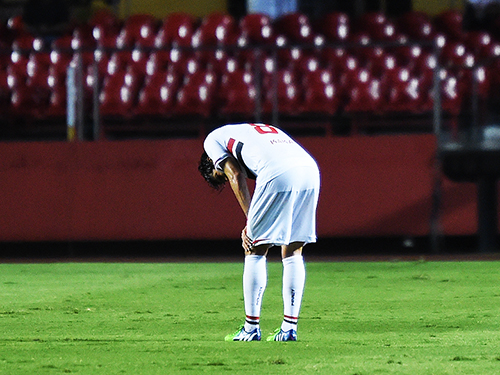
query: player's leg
243 244 270 331
268 242 305 341
226 244 270 341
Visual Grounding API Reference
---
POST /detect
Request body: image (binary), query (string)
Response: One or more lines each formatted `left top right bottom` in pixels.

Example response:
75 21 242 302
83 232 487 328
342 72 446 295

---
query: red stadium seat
155 12 197 48
260 66 301 116
300 67 339 115
100 81 137 118
174 66 218 118
93 24 119 49
175 81 217 118
89 9 121 30
239 13 275 45
45 85 67 118
127 47 149 77
440 74 464 116
220 67 255 93
355 12 402 41
440 41 475 69
11 83 47 118
383 68 423 113
317 12 350 42
117 14 157 49
434 10 464 41
7 53 29 87
218 85 257 118
218 69 257 118
134 80 177 117
274 12 316 44
397 11 435 41
26 54 51 104
192 13 238 47
106 51 132 76
463 31 497 61
344 69 383 113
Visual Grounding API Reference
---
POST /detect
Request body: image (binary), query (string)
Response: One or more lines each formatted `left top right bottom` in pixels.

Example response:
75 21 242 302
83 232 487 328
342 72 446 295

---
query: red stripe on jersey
228 138 235 154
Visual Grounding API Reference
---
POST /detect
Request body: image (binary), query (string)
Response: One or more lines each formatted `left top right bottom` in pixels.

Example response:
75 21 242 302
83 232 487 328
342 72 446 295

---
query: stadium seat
463 31 497 61
218 71 257 119
127 47 149 77
336 55 361 90
432 72 463 116
134 80 177 118
300 67 339 115
7 53 28 87
434 10 464 41
397 11 435 41
45 85 67 118
220 67 255 93
343 69 383 113
155 12 197 48
93 24 120 50
440 41 475 69
106 51 132 76
408 50 437 88
11 83 47 118
260 65 301 116
100 80 137 118
6 15 25 34
219 85 257 118
175 81 216 118
88 8 121 31
12 33 42 57
236 13 276 66
274 12 315 44
239 13 275 45
174 65 218 118
317 12 350 42
355 12 399 41
26 55 51 103
192 12 238 47
383 67 423 113
50 36 73 78
117 14 157 49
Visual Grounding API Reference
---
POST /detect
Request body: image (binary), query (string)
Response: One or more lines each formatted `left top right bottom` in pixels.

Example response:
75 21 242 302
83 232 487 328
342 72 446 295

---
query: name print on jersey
269 139 294 145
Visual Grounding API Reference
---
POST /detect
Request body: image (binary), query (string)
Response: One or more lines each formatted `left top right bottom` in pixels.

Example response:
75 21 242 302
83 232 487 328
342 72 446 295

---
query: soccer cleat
224 325 261 341
266 328 297 341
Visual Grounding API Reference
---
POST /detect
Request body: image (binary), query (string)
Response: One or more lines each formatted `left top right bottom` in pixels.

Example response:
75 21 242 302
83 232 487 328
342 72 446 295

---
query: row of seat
0 9 497 125
0 58 466 121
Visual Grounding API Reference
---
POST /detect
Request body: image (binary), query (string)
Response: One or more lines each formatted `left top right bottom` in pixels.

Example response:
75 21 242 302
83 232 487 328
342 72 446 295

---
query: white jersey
203 123 318 184
204 123 320 246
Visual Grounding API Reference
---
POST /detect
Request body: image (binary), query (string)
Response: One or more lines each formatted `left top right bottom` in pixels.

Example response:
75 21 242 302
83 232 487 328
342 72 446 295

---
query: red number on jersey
251 124 278 134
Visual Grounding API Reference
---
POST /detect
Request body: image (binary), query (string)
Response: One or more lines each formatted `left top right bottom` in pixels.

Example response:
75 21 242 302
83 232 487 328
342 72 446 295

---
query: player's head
198 151 227 190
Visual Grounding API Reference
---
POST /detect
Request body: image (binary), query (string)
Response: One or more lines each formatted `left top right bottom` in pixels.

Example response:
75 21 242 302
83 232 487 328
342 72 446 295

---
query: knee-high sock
243 254 267 331
281 254 305 331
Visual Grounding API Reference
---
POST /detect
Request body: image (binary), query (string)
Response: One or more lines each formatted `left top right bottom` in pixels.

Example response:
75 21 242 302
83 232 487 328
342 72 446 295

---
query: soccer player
198 123 320 341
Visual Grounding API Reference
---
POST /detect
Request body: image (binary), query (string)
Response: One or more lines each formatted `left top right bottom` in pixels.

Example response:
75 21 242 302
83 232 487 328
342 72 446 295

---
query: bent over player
198 123 320 341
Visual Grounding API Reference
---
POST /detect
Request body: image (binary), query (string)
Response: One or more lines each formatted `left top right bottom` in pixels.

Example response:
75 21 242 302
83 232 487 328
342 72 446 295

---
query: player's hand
241 226 253 252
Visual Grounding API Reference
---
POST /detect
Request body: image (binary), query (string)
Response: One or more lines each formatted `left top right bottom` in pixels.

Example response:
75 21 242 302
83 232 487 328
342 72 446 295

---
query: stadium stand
0 8 497 139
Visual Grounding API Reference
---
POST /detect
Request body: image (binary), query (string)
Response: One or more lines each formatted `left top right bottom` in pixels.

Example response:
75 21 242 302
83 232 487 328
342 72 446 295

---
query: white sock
243 254 267 332
281 254 305 332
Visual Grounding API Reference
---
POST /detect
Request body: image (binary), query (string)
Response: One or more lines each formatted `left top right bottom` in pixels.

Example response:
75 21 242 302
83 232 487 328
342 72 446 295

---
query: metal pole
431 40 443 253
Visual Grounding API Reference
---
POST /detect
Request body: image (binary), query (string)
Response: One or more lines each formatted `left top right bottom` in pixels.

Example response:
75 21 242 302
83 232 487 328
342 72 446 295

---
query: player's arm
221 156 251 217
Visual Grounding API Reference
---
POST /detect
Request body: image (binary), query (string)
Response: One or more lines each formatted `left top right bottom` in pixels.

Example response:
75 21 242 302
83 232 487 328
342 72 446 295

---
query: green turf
1 259 499 374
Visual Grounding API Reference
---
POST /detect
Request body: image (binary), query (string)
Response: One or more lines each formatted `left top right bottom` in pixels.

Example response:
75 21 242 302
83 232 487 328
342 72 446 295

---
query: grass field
1 259 500 374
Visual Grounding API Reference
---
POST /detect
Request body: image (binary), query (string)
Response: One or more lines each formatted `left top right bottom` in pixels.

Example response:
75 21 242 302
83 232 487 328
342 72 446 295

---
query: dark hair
198 151 227 190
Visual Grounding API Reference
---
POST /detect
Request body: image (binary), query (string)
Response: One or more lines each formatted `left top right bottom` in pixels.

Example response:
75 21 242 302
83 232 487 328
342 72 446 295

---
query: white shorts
247 165 320 247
